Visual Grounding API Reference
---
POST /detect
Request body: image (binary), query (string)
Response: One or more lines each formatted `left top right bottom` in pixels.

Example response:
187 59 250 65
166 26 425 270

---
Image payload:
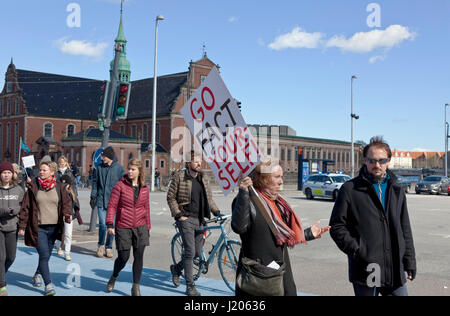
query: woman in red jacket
105 159 150 296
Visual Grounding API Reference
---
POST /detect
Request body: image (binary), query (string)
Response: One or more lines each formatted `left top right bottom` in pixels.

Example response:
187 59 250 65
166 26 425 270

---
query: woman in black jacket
231 157 330 296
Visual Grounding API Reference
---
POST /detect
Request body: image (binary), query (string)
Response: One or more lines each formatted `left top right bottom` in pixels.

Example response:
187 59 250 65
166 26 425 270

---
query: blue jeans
98 207 114 249
36 226 57 286
353 283 408 296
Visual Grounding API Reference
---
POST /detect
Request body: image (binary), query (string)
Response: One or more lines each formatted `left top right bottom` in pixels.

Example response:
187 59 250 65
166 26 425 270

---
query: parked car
303 173 351 201
415 176 450 195
396 176 416 193
448 184 450 196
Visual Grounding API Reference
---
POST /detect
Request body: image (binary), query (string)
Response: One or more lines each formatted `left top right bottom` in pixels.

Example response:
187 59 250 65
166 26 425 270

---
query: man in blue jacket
330 136 416 296
90 147 125 258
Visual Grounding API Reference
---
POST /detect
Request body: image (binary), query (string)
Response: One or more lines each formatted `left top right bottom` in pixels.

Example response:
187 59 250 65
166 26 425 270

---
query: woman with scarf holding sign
231 157 330 296
18 161 72 296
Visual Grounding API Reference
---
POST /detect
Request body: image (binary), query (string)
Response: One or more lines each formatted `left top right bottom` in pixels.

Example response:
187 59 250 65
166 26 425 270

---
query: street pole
350 75 358 178
151 15 164 192
102 42 123 148
445 103 449 177
89 42 122 233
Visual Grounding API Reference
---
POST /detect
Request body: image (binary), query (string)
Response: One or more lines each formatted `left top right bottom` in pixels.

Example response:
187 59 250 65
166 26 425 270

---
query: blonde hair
57 155 71 170
128 159 146 187
40 161 58 174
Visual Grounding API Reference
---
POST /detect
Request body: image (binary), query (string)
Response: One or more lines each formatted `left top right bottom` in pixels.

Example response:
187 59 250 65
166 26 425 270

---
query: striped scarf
257 189 306 248
37 176 56 192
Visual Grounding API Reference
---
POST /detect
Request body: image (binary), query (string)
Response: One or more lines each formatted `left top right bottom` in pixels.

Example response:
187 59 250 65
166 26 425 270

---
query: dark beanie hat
0 162 15 174
102 146 115 160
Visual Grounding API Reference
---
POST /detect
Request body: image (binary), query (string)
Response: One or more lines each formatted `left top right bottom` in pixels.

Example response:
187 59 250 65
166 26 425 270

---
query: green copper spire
110 0 131 83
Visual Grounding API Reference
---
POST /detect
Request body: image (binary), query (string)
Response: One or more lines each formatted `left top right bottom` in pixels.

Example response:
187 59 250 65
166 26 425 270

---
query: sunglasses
365 157 389 165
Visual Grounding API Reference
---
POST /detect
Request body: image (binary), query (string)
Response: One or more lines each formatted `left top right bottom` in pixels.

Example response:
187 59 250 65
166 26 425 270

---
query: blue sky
1 0 449 152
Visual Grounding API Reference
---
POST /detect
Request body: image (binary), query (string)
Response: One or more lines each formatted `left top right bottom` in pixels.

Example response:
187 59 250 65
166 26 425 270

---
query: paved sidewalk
6 243 234 296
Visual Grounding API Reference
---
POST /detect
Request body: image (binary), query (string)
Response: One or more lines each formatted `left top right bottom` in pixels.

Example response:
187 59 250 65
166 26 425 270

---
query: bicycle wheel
218 239 241 292
170 232 202 279
170 232 183 267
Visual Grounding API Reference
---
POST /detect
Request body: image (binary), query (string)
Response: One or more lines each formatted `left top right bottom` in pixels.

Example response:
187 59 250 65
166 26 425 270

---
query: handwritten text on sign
180 67 262 195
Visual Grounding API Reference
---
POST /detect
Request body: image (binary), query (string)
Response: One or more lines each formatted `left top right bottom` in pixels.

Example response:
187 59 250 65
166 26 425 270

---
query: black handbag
236 250 286 296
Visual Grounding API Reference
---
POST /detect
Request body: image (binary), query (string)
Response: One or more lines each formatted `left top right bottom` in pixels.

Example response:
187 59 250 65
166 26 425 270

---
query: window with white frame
44 123 53 138
67 124 75 137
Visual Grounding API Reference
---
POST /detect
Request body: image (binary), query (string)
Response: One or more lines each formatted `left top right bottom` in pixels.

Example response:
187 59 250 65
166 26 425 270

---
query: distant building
390 150 413 168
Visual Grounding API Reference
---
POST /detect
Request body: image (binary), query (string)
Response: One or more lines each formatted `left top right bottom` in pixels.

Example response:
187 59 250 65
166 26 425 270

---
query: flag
21 140 30 153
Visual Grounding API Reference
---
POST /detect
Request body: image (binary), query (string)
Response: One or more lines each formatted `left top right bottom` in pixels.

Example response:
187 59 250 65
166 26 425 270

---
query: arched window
44 123 53 138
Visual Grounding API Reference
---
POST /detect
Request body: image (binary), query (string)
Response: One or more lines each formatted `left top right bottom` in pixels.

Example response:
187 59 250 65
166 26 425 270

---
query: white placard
22 155 36 169
180 67 262 195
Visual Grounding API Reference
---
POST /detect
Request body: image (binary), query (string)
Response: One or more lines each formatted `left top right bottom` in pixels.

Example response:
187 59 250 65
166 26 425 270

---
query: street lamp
351 75 359 178
151 15 164 192
445 103 449 177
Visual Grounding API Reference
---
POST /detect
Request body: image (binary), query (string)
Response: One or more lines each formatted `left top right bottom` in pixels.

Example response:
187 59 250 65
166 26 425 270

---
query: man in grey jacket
0 162 25 296
90 147 125 258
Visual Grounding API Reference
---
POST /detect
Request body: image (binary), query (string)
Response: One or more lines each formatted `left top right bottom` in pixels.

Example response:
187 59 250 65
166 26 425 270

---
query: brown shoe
107 275 117 292
131 283 141 296
97 246 105 258
105 248 113 258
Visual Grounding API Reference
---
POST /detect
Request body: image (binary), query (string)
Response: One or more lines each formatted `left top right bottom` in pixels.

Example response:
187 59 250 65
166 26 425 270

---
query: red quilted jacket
106 176 151 230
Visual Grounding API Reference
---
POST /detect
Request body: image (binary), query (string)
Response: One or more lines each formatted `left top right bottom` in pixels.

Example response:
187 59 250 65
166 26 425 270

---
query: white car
303 174 351 201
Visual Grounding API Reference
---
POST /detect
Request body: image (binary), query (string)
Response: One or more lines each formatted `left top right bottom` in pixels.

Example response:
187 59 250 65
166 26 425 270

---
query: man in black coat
329 136 416 296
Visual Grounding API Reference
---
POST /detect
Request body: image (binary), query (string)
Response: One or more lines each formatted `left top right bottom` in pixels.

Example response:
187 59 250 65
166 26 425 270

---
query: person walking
232 157 330 296
329 136 416 296
0 162 25 296
18 161 72 296
56 156 78 258
57 175 81 261
105 159 150 296
90 146 125 258
167 151 222 296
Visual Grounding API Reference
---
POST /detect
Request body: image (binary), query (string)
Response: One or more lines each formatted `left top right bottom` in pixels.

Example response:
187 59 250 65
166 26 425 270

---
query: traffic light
98 81 110 118
114 82 131 120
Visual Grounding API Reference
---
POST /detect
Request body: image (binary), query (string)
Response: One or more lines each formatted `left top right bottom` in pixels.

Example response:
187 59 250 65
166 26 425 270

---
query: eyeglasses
365 157 389 165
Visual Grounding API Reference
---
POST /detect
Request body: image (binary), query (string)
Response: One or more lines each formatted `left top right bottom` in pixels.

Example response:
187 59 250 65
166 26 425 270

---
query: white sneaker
57 247 64 256
65 254 72 261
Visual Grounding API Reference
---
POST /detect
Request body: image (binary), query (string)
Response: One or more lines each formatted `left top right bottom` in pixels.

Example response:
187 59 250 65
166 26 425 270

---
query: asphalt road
71 187 450 296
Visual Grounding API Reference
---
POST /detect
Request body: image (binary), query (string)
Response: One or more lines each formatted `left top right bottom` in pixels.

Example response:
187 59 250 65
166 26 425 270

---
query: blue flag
21 140 30 153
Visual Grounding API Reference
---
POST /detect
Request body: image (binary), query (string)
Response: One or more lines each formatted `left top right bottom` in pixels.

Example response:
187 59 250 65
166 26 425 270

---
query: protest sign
180 67 262 195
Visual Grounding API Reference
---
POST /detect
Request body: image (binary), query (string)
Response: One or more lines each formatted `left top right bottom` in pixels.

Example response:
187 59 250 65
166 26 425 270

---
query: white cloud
325 25 416 53
268 27 325 51
267 25 416 63
228 16 238 23
55 37 108 59
369 54 386 64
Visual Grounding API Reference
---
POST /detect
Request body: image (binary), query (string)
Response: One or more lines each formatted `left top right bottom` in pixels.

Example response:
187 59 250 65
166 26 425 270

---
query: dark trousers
36 225 57 286
175 217 204 287
353 283 408 296
0 230 18 288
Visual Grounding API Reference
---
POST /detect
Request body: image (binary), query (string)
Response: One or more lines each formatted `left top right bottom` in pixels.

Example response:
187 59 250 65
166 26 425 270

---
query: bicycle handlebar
204 214 231 225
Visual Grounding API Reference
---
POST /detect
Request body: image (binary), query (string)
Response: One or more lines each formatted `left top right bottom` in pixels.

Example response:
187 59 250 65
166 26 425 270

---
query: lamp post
351 75 359 178
445 103 449 177
151 15 164 192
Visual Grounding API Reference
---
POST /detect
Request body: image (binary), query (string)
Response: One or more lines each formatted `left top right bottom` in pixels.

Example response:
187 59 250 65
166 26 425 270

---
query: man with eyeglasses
329 136 416 296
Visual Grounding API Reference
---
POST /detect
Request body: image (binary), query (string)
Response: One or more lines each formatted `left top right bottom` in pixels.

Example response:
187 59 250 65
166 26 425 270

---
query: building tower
110 1 131 83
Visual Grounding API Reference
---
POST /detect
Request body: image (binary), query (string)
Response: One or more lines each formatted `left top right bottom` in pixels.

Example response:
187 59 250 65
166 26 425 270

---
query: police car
303 173 351 201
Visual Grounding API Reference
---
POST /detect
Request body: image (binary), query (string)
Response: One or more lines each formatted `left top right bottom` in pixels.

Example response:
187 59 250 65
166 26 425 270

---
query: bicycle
170 214 241 292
